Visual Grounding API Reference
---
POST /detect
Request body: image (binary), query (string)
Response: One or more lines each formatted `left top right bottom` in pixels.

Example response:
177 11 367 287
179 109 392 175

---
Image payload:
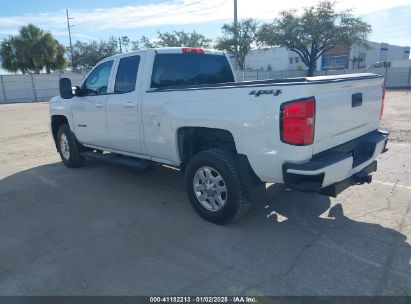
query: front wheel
57 124 84 168
184 149 251 224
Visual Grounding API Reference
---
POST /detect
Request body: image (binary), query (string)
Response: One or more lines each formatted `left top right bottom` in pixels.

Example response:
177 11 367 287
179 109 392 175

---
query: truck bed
143 73 384 183
147 73 382 92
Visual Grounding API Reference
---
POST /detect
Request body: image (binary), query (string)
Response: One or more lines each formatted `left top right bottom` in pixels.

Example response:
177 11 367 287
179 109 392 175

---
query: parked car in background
368 61 391 68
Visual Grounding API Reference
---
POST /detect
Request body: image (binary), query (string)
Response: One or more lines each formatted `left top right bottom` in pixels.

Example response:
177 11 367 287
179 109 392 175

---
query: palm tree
0 38 19 73
40 32 67 73
0 24 67 74
48 44 67 73
16 24 45 73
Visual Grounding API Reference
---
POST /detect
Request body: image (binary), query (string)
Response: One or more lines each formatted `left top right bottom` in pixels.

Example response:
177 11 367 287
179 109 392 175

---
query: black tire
184 148 251 224
57 124 84 168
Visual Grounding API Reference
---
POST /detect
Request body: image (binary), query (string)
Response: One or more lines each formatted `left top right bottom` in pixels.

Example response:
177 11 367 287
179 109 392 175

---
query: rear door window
151 53 234 88
114 55 141 94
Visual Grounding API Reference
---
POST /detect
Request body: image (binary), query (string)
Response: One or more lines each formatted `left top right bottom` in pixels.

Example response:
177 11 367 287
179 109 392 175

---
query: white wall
0 73 84 103
244 47 287 71
391 59 411 68
386 45 410 61
361 41 380 68
244 47 306 71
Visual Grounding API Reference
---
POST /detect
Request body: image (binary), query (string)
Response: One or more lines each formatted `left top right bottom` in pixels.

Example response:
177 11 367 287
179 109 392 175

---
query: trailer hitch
352 171 372 185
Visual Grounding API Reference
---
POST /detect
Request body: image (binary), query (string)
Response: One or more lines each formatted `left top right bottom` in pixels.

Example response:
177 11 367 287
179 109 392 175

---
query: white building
240 41 410 72
237 47 306 71
391 59 411 68
349 41 410 68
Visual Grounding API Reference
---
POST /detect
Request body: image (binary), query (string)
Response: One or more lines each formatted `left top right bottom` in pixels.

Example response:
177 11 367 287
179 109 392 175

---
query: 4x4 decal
249 89 282 97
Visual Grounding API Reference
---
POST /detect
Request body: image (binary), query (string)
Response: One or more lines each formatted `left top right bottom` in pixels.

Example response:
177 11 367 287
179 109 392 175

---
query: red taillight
280 97 316 145
380 86 385 120
182 47 204 54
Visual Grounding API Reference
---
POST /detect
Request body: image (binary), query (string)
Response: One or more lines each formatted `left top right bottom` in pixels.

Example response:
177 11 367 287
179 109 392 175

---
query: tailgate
311 74 384 154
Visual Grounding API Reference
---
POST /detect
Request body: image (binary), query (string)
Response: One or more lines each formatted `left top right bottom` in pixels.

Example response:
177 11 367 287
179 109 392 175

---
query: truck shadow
0 161 410 295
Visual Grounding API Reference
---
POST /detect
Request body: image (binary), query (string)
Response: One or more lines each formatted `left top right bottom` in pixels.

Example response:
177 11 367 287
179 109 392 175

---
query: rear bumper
283 130 389 197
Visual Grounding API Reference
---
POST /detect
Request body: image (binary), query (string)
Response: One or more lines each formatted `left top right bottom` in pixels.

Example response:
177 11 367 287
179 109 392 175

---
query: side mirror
59 78 73 99
74 86 83 97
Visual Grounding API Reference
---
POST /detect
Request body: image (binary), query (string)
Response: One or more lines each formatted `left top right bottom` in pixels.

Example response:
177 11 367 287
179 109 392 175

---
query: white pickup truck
50 47 389 224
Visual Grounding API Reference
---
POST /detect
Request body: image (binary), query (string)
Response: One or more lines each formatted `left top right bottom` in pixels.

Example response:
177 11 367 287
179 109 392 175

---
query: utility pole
234 0 238 25
66 9 75 70
234 0 239 68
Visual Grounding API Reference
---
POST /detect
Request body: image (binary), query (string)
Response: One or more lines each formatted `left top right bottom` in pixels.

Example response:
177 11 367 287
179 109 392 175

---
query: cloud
363 5 411 46
0 0 410 45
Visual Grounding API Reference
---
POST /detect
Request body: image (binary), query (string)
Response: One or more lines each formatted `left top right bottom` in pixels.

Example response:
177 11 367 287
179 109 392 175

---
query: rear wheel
57 124 84 168
185 149 251 224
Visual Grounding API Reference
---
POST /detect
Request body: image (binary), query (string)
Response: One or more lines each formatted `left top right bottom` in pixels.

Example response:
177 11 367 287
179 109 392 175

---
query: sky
0 0 410 48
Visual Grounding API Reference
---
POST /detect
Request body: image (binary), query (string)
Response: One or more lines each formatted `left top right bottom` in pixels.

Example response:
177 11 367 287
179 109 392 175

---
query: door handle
95 103 104 108
352 93 362 107
124 102 136 107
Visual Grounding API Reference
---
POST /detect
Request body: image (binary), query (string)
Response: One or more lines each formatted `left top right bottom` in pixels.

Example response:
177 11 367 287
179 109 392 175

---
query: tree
215 19 258 70
40 32 67 73
12 24 45 74
257 0 371 76
0 38 20 73
118 36 130 53
131 36 157 50
155 30 211 48
71 36 119 70
131 30 211 50
0 24 66 74
48 44 67 73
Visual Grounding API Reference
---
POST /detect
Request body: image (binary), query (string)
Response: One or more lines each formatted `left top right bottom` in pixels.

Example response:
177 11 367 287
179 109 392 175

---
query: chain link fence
0 67 410 104
235 67 411 89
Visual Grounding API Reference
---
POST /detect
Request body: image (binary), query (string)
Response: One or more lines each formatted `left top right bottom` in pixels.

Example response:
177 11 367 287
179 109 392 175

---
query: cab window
82 61 113 96
114 56 140 94
151 54 234 89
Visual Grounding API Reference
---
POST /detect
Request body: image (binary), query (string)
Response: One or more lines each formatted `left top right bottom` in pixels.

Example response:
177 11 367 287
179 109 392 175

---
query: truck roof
105 47 225 61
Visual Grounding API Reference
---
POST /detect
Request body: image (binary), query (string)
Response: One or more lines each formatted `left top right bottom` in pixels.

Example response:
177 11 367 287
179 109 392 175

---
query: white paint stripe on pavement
373 180 411 190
